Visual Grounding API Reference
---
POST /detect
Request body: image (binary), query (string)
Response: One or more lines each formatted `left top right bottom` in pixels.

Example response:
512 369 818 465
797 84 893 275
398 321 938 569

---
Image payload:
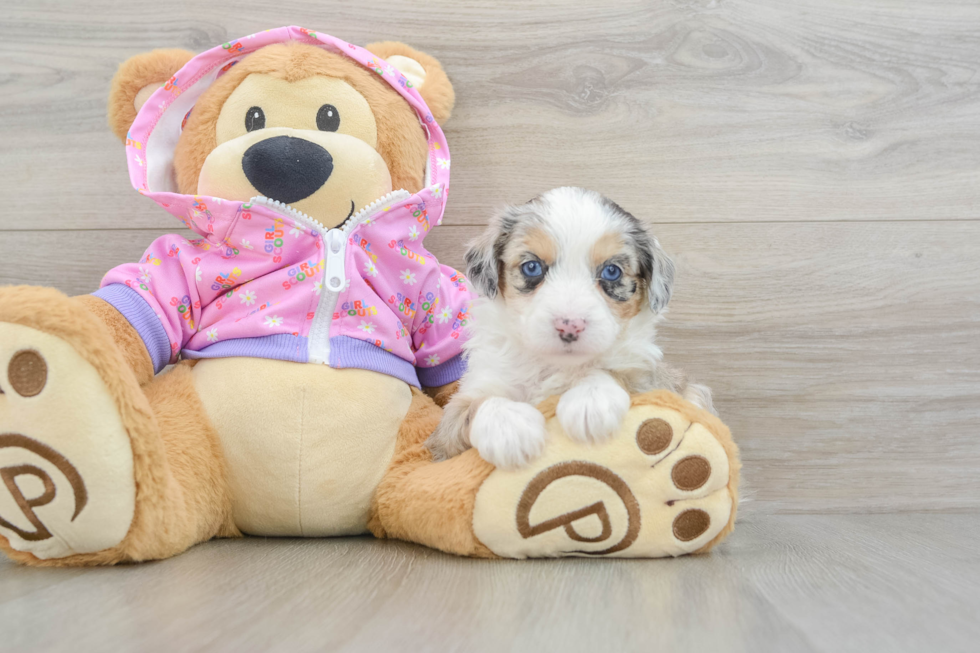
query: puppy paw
557 375 630 444
470 398 548 470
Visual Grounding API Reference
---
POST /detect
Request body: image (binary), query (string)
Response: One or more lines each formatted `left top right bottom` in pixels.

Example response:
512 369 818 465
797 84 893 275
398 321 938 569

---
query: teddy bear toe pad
472 397 735 558
0 323 135 559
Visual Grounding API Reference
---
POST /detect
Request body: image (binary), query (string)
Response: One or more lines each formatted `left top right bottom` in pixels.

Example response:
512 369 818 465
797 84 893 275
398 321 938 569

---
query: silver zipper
249 190 411 363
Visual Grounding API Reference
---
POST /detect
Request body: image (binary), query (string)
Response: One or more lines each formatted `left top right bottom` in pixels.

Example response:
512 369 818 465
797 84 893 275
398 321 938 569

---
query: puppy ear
636 228 675 313
464 206 522 298
107 48 195 141
365 41 455 124
464 225 503 299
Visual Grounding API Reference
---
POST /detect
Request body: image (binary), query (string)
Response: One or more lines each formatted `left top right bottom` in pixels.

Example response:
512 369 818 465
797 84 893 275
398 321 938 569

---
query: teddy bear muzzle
197 126 393 227
242 135 334 204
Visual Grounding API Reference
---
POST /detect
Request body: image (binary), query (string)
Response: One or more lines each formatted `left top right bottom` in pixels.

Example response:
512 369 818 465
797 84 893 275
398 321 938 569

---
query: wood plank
2 0 980 230
1 221 978 512
0 512 977 652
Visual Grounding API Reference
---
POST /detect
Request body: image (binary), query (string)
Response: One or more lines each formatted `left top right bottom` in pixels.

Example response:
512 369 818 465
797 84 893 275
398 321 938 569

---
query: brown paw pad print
0 433 88 542
671 455 711 491
516 461 641 556
7 350 48 397
636 418 672 455
673 508 711 542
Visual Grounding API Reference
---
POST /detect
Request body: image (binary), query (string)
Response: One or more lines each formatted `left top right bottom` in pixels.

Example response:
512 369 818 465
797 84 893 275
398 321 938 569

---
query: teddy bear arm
72 295 155 385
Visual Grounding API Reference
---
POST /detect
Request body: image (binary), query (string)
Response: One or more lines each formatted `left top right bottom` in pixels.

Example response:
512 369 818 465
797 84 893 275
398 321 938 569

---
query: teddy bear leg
0 287 237 566
372 388 740 559
136 361 241 556
368 388 498 557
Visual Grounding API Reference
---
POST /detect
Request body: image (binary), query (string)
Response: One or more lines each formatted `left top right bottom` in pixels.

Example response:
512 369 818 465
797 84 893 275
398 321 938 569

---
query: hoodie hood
124 26 451 236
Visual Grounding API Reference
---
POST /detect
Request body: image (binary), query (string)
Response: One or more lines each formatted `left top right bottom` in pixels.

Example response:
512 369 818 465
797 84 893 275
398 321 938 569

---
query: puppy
427 187 713 469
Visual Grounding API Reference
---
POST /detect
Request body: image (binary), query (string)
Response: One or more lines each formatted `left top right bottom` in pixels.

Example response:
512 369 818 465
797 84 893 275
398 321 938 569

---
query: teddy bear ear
365 42 456 124
107 48 195 141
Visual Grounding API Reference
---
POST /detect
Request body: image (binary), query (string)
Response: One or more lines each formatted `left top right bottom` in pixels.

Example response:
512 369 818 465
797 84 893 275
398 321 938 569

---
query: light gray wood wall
1 0 978 513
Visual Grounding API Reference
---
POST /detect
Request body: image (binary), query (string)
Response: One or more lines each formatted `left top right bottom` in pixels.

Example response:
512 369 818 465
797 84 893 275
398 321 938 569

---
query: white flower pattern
400 269 417 286
364 260 378 277
264 315 283 328
239 290 256 305
408 225 419 241
206 327 219 343
358 320 376 334
425 354 441 366
437 307 452 324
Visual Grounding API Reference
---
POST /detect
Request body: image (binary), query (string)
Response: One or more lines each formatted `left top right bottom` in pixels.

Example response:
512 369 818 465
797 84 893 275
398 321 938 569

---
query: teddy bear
0 26 740 566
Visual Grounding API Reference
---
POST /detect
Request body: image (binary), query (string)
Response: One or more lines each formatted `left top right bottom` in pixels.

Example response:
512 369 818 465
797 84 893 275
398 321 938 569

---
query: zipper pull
325 229 346 293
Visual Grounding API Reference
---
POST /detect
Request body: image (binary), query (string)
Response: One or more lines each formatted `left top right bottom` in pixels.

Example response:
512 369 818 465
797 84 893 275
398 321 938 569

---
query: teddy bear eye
316 104 340 132
245 106 266 132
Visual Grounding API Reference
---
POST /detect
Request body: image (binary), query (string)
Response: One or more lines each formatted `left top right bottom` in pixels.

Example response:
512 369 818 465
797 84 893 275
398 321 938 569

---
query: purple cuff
93 284 171 374
416 353 467 387
183 334 308 363
329 336 420 387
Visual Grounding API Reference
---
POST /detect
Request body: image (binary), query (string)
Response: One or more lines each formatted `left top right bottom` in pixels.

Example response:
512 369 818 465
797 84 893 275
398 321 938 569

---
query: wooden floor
1 507 978 652
0 1 978 651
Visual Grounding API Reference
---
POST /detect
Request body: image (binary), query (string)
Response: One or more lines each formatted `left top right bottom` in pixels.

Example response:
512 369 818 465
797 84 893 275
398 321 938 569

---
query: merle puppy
427 187 713 469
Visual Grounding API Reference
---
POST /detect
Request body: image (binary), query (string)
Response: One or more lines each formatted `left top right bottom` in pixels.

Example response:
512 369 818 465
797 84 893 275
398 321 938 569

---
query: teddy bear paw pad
0 323 135 559
472 397 736 558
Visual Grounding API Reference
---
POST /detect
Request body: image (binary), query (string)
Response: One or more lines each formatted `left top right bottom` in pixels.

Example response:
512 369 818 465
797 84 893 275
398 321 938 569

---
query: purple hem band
329 336 420 388
416 353 467 387
182 333 309 363
93 284 171 374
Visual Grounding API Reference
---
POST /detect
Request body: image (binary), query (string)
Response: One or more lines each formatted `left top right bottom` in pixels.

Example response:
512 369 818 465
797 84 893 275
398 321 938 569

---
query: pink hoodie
95 26 474 388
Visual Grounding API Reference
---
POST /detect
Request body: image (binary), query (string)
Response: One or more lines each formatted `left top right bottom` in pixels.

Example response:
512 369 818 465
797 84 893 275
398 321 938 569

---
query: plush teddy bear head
107 38 454 227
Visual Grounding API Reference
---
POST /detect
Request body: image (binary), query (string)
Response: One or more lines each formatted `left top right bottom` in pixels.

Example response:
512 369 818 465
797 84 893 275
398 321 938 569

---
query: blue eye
521 260 544 277
600 264 622 282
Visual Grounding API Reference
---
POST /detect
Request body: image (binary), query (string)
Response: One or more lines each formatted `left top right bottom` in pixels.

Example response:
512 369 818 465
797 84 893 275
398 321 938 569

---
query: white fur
427 187 712 468
469 397 548 470
460 295 667 406
557 371 632 444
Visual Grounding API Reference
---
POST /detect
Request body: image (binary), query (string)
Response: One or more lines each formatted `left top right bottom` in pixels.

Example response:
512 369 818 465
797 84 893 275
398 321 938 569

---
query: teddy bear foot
0 313 137 561
471 391 740 558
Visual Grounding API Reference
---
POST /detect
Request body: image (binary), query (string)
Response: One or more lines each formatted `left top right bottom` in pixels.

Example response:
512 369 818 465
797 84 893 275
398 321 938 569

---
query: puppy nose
554 317 587 343
243 136 333 204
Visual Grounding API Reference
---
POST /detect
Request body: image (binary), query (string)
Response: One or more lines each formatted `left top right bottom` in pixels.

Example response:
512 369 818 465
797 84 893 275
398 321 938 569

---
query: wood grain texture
1 0 980 229
0 511 978 653
2 222 978 512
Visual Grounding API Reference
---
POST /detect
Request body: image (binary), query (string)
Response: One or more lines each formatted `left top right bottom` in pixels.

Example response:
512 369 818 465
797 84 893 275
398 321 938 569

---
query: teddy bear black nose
242 136 334 204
